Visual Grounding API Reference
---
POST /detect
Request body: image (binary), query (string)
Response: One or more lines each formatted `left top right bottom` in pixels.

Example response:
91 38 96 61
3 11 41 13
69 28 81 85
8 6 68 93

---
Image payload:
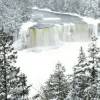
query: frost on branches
84 35 100 99
70 46 89 100
41 63 69 100
0 27 31 100
70 35 100 100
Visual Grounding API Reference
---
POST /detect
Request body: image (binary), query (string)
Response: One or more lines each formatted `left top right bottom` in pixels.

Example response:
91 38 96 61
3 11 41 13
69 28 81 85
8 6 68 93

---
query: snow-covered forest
0 0 100 100
0 0 32 34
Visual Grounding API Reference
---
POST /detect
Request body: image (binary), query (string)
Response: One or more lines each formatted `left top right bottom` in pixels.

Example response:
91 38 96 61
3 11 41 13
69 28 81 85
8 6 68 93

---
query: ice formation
18 22 77 48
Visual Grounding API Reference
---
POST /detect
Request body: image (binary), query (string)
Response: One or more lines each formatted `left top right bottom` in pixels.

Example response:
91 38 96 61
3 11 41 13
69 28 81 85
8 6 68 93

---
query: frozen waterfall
18 23 77 49
14 20 92 50
28 24 60 47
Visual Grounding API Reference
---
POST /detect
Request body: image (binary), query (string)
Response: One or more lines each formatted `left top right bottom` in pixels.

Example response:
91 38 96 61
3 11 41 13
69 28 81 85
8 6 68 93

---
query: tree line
35 34 100 100
0 27 31 100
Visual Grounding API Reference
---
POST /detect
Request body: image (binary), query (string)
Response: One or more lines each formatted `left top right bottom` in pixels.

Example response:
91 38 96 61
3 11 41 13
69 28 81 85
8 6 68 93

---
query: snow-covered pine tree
18 73 31 99
71 46 89 100
84 35 100 99
11 73 31 100
42 63 69 100
0 27 30 100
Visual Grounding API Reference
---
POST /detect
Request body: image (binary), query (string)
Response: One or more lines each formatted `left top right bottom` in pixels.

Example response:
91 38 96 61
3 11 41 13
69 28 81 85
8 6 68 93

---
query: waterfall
62 23 75 41
54 23 75 42
16 22 76 49
15 21 90 50
28 24 60 47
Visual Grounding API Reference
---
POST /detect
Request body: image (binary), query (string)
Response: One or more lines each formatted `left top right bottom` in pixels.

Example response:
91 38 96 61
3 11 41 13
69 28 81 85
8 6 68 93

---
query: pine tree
71 46 89 100
42 63 69 100
0 27 30 100
11 73 31 99
84 35 100 99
